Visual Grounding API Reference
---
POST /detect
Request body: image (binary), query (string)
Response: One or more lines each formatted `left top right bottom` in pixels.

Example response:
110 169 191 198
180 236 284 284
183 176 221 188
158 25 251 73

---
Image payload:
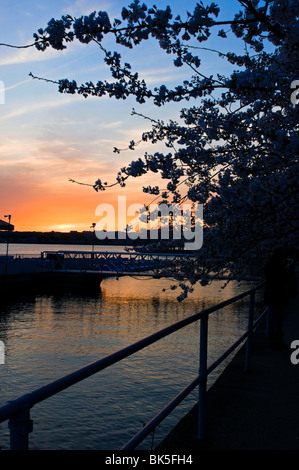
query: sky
0 0 241 233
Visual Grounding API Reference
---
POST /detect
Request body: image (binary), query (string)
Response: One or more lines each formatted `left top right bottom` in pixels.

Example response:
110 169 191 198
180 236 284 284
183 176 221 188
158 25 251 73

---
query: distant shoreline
0 230 190 247
0 230 134 246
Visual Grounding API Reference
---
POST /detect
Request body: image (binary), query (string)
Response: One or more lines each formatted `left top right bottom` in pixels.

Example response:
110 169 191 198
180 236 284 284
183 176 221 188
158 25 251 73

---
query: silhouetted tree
3 1 298 298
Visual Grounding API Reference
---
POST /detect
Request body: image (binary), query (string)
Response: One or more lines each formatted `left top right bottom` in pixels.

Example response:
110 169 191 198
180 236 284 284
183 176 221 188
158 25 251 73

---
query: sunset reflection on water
0 245 264 450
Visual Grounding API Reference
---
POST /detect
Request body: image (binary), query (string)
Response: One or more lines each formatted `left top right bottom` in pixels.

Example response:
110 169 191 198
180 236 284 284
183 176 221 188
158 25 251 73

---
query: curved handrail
0 282 266 449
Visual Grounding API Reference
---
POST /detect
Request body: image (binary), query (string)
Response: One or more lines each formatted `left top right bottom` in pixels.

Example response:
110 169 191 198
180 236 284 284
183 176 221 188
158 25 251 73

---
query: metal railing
0 282 266 450
41 250 195 276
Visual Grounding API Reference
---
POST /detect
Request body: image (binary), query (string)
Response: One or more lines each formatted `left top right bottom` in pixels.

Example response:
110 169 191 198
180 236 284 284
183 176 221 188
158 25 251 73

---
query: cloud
141 67 186 85
0 45 63 66
100 120 123 129
3 78 32 92
61 0 117 17
50 223 85 231
0 93 84 122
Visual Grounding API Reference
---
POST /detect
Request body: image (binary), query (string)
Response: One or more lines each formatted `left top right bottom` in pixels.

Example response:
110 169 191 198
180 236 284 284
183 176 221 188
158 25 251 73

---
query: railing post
245 291 255 372
8 406 33 450
198 313 208 439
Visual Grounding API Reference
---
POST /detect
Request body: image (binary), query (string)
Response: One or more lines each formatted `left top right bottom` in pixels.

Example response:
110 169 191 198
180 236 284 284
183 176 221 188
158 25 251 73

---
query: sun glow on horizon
1 0 237 234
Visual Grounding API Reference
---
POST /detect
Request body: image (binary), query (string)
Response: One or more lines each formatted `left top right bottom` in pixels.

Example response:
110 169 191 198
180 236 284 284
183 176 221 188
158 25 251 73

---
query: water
0 243 264 450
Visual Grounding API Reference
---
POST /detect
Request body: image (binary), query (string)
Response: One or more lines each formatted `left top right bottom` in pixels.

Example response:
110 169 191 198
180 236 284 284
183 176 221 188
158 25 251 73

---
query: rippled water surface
0 244 264 450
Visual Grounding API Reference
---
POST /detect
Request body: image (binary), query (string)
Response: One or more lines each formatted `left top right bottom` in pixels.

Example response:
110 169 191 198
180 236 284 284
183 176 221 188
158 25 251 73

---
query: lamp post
4 214 12 279
90 223 96 255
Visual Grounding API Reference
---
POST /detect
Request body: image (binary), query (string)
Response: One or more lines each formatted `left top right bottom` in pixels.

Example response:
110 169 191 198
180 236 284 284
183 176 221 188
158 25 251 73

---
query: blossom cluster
31 0 299 294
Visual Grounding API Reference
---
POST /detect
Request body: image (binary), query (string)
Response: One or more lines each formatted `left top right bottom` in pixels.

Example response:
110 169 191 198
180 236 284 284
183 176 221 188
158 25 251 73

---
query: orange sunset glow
2 174 158 232
0 0 229 235
0 2 186 235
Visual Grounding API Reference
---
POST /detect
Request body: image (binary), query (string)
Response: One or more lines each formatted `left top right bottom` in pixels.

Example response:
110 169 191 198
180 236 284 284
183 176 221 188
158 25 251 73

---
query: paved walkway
156 291 299 451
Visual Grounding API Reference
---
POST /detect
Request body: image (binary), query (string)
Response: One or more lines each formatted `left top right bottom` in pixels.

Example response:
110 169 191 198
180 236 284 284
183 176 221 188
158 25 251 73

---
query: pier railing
0 282 266 450
42 250 196 276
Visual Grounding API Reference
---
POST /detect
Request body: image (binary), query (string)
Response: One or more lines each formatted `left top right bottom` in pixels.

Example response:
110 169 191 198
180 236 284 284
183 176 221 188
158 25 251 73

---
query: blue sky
0 0 241 232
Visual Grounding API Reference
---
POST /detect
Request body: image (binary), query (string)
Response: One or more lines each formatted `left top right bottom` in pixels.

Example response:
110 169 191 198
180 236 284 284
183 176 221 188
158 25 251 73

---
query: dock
156 292 299 451
0 250 260 291
0 250 196 292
